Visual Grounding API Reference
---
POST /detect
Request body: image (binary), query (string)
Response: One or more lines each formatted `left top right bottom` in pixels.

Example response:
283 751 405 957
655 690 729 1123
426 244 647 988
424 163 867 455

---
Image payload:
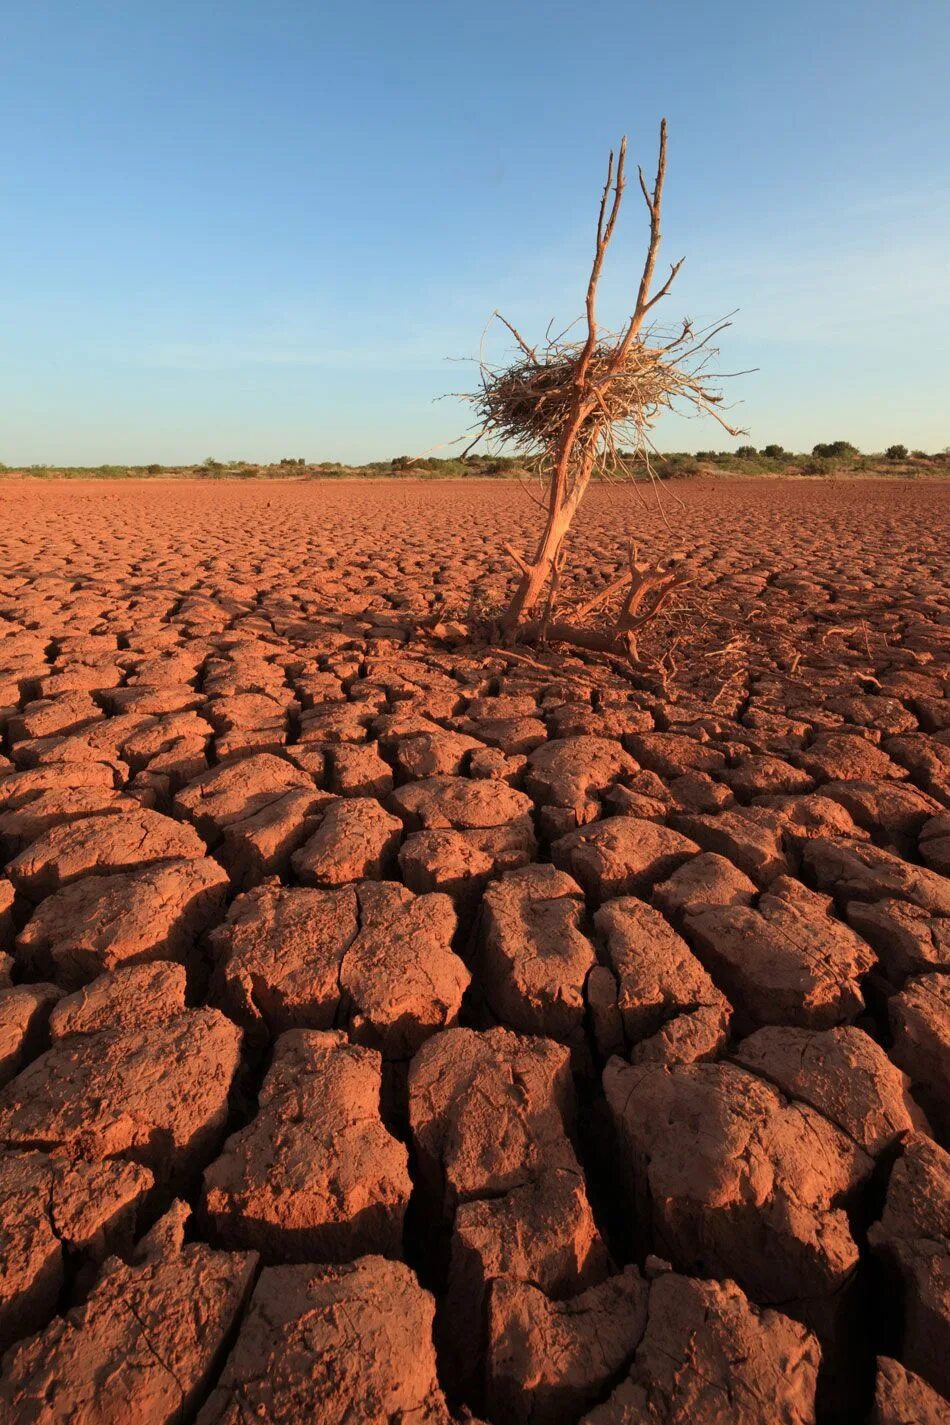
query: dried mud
0 477 947 1424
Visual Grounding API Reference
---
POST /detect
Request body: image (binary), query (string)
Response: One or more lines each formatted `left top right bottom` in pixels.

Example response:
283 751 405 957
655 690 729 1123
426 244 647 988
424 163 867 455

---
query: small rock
0 981 62 1086
209 881 358 1039
524 736 638 824
794 733 906 784
326 743 394 798
847 898 950 981
626 732 726 779
389 774 534 831
805 838 950 918
340 881 467 1058
672 807 790 885
399 822 536 911
388 729 484 781
0 1150 152 1352
0 965 241 1186
652 851 757 922
47 961 188 1039
921 814 950 876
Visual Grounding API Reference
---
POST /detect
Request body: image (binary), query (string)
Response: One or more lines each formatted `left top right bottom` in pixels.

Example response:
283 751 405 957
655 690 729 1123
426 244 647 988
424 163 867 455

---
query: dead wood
460 119 742 660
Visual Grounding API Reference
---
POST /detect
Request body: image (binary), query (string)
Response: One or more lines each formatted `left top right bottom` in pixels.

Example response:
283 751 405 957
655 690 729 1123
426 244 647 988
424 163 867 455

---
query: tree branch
576 138 627 385
503 542 531 575
609 119 683 373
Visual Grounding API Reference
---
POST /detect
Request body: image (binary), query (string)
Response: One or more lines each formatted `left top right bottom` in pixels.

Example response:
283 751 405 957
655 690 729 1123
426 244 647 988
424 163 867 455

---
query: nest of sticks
473 319 739 478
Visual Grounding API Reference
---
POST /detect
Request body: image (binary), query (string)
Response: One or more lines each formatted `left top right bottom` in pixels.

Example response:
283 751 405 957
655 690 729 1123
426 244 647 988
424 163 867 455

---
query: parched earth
0 477 947 1424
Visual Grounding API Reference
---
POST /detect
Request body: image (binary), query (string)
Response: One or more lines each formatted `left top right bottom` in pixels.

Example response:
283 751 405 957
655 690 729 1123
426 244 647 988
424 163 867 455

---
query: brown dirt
0 476 947 1422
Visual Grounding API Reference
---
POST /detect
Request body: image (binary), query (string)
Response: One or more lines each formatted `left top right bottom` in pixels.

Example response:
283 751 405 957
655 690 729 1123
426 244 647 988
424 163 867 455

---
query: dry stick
482 646 607 694
514 470 548 512
494 312 538 362
573 570 637 619
503 543 531 576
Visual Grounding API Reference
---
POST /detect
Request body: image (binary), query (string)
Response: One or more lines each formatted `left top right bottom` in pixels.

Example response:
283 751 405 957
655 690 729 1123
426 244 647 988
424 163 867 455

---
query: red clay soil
0 476 947 1423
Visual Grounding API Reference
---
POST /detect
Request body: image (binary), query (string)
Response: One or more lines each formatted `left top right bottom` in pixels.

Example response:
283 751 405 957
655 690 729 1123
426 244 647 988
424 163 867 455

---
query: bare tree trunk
500 506 570 630
500 428 595 632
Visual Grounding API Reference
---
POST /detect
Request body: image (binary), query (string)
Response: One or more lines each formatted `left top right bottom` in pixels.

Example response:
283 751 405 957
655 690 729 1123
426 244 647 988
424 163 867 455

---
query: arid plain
0 477 947 1424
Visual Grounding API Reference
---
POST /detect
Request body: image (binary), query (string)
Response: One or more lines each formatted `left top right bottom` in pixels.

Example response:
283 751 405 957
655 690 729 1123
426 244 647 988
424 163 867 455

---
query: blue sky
2 0 948 464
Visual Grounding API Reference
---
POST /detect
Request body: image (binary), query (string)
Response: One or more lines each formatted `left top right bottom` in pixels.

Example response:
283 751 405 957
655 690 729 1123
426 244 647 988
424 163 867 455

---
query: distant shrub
146 463 162 474
886 444 908 461
761 444 785 458
390 455 412 471
812 441 858 459
735 445 758 458
911 450 928 459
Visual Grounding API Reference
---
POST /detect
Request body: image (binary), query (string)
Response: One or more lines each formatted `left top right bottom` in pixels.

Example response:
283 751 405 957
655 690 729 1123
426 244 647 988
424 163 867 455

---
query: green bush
812 441 858 459
735 445 758 459
762 444 785 458
886 444 908 461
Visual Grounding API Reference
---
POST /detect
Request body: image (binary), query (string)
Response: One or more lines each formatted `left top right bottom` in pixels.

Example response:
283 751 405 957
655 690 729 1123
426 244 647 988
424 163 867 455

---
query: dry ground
0 478 947 1424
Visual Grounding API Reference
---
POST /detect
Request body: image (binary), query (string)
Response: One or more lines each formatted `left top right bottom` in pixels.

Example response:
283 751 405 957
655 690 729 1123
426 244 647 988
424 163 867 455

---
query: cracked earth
0 477 947 1424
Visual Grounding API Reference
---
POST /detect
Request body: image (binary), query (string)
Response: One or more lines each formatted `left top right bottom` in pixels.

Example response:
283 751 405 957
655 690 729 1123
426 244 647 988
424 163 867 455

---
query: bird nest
473 320 738 472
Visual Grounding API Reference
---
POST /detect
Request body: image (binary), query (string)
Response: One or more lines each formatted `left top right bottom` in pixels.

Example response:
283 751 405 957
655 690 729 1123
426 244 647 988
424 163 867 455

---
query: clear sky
2 0 948 464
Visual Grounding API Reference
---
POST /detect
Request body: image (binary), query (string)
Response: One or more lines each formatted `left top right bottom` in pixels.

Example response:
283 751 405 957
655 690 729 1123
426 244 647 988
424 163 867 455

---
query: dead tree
467 120 742 657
